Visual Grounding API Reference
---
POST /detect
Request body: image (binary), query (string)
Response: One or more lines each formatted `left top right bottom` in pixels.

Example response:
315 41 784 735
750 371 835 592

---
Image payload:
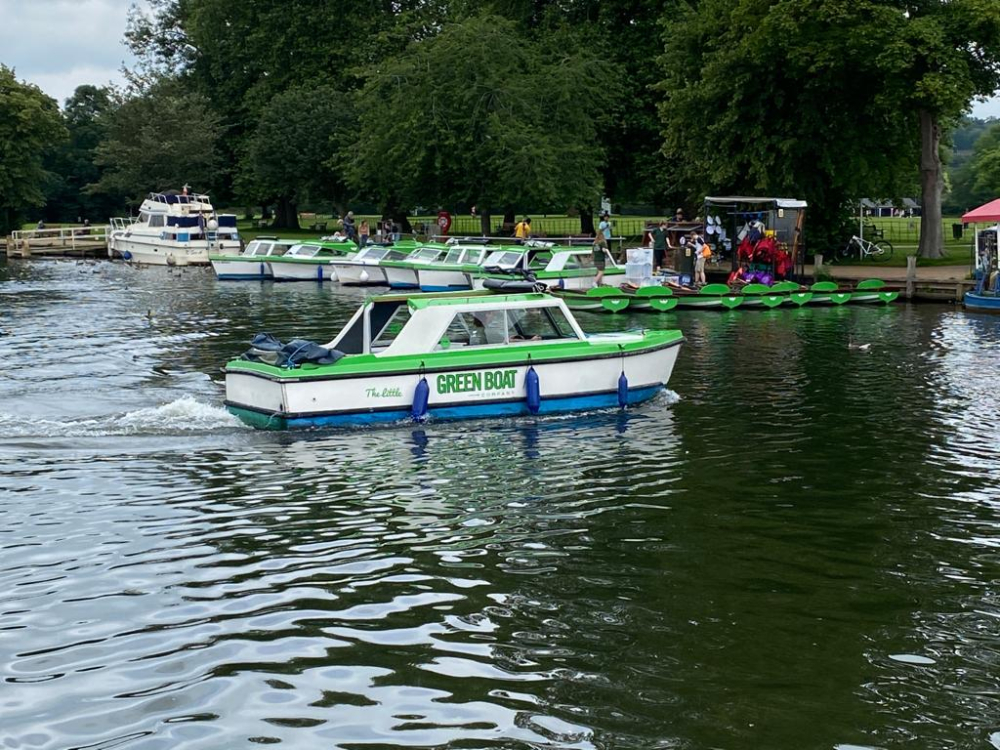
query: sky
1 0 1000 117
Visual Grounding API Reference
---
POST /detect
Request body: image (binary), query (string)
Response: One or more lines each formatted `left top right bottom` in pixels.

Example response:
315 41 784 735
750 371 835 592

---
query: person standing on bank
342 211 357 243
359 219 370 248
651 220 669 273
592 231 608 286
514 216 532 241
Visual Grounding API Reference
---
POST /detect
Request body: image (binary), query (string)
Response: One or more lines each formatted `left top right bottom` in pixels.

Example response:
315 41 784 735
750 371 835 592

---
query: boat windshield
272 243 292 257
443 248 466 264
288 244 319 258
483 251 522 268
408 247 444 261
244 241 263 256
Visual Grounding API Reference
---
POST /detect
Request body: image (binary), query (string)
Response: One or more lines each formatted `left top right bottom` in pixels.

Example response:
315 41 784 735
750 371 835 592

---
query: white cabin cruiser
108 190 239 266
267 239 357 281
329 244 415 285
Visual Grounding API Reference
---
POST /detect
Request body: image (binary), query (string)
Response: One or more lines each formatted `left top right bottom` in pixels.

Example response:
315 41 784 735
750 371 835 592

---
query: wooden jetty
4 226 110 259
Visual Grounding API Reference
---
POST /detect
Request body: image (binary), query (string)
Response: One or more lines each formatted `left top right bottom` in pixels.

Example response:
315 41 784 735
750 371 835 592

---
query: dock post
814 254 823 281
906 256 916 299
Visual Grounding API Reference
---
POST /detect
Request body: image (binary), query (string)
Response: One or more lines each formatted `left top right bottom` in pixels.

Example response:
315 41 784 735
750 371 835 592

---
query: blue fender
525 366 540 414
411 377 429 421
618 371 629 408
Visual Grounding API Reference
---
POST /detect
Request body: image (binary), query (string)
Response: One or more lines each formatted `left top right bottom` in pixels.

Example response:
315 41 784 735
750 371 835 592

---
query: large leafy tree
659 0 1000 257
238 84 357 229
659 0 919 253
874 0 1000 258
88 81 224 204
43 85 122 223
0 66 66 234
351 13 617 234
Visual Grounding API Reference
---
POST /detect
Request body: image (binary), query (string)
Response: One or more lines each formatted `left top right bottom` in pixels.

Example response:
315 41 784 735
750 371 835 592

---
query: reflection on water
1 258 999 749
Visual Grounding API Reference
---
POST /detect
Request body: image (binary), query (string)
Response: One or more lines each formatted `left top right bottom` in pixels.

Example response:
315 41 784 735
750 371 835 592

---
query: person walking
592 232 609 286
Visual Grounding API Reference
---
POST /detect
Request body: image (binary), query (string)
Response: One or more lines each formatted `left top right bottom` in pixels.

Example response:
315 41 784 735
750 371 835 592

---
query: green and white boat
380 243 451 288
209 238 298 280
329 243 419 285
267 239 358 282
224 290 684 429
471 244 625 290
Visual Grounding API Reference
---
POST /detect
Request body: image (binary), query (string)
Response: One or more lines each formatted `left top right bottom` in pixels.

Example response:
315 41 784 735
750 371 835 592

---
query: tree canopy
350 13 618 230
88 82 225 204
0 66 66 234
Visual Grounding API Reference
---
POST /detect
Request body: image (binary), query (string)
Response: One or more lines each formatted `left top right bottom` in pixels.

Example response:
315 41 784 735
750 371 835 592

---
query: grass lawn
829 215 975 268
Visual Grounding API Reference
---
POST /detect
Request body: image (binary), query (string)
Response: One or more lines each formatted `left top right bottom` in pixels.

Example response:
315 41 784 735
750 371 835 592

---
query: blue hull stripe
419 284 471 292
231 385 664 429
388 282 420 289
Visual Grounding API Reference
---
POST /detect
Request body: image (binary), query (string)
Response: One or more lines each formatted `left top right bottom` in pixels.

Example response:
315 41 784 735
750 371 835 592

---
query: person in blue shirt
598 212 612 241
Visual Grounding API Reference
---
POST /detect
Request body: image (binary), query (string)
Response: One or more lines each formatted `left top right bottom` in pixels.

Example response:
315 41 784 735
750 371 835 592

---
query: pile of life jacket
733 231 792 282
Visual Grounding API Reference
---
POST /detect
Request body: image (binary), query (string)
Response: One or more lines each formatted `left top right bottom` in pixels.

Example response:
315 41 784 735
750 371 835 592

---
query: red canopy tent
962 198 1000 223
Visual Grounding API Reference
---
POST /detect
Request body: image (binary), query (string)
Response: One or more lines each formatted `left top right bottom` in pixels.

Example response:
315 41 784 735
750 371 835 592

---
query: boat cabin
284 240 355 259
325 292 587 357
350 245 413 263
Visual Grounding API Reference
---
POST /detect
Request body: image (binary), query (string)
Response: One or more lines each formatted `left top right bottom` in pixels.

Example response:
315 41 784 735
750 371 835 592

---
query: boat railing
110 217 136 231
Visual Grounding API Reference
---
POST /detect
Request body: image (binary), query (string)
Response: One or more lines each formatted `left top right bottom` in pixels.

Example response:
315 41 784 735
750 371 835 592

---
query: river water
2 258 999 750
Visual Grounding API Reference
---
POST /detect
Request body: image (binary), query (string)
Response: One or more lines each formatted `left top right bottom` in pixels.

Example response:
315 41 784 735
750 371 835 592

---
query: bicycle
837 234 893 262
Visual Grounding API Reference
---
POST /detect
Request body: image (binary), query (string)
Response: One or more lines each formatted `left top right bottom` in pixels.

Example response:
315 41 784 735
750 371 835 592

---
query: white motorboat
267 240 357 281
329 244 416 285
210 238 296 280
225 290 684 429
108 190 240 266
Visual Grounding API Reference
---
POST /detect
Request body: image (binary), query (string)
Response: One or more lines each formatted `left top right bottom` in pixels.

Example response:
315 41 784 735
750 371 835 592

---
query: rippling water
2 258 999 749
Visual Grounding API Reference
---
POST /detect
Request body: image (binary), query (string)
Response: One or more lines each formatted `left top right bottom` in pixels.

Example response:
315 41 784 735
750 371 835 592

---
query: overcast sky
2 0 1000 118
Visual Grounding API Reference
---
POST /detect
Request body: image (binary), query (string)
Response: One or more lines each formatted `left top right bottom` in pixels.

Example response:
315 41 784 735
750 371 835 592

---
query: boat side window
371 305 412 349
506 306 577 341
444 248 465 264
148 214 165 228
138 212 150 224
272 244 291 257
254 243 272 257
436 311 508 350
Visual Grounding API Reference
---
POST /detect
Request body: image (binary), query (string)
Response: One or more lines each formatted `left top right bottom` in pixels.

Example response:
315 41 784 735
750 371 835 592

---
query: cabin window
138 212 150 224
506 307 577 342
372 306 411 349
272 244 290 257
385 249 409 260
484 251 520 267
436 311 508 350
148 214 165 228
443 248 465 264
410 248 442 261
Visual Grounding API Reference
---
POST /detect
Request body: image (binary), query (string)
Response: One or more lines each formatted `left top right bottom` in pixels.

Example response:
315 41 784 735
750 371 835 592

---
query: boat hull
268 261 336 282
384 265 420 288
964 291 1000 312
225 338 681 429
110 235 236 266
334 262 388 285
212 258 271 280
418 268 472 291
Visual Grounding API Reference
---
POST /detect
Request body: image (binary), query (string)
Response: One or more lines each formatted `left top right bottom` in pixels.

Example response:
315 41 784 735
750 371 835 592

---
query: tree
0 66 66 234
238 84 357 229
43 85 122 223
659 0 919 253
960 122 1000 207
872 1 1000 258
351 13 617 234
88 82 224 204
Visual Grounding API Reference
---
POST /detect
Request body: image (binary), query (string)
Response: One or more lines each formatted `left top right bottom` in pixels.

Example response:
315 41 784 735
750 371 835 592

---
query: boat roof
362 289 548 308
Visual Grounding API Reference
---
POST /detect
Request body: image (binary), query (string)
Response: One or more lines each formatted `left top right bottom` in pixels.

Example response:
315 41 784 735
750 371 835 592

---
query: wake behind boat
224 290 683 429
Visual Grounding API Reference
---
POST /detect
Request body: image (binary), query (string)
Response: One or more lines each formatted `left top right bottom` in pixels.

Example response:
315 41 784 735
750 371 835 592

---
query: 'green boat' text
437 369 516 395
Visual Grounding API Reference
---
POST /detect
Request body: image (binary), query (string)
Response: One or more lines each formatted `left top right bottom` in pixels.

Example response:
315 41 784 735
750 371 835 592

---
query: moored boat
268 239 357 281
224 290 684 429
210 237 297 280
108 190 240 266
471 244 625 290
330 243 417 285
